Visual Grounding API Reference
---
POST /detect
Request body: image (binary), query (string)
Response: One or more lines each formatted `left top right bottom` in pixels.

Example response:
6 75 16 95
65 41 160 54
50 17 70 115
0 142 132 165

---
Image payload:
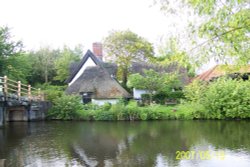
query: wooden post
28 85 31 101
17 81 21 99
41 92 44 101
38 88 41 101
3 76 8 96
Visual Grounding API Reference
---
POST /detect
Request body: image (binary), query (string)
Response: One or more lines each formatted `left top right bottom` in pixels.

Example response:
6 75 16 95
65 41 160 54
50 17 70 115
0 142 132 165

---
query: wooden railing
0 76 44 101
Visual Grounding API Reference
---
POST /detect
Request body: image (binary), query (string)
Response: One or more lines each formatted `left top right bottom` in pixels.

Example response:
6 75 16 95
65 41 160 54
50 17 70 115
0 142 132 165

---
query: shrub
138 108 148 120
153 92 166 104
183 80 206 103
141 94 151 105
177 103 207 119
110 102 126 120
183 78 250 119
146 105 174 120
39 84 65 104
125 101 141 120
47 95 83 120
203 78 250 119
93 110 116 121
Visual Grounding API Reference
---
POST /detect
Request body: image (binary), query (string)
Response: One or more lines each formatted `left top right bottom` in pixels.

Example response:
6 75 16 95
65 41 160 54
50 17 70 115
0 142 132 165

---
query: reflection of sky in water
178 150 250 167
7 140 250 167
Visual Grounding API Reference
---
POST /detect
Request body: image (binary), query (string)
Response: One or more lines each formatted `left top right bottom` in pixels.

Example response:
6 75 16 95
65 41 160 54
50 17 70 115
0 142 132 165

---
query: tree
0 26 23 77
104 30 154 87
54 46 81 82
156 0 250 65
156 37 195 77
128 69 179 103
6 54 32 83
29 47 59 84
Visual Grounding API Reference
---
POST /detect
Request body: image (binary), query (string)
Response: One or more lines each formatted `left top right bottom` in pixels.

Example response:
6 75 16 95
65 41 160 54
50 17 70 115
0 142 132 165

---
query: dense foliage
47 95 83 120
183 78 250 119
157 0 250 65
156 38 195 77
28 45 82 85
77 101 179 121
54 46 81 82
103 30 154 86
0 26 28 82
128 69 181 103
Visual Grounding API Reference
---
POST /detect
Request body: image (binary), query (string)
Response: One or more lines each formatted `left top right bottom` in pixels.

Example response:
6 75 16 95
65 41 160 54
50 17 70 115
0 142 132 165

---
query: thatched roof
130 62 189 85
194 65 250 81
101 62 117 76
65 50 117 83
65 50 101 83
66 66 131 99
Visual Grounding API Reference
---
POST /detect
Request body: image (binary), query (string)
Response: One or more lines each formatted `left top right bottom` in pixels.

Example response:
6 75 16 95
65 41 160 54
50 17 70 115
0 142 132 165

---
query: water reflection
0 121 250 166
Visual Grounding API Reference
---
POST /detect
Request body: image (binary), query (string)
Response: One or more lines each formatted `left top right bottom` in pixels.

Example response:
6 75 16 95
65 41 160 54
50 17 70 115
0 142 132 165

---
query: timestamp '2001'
176 150 225 160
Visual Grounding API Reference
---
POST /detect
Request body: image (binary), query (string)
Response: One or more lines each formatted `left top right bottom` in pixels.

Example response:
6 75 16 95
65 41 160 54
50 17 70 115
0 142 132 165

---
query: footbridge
0 76 50 127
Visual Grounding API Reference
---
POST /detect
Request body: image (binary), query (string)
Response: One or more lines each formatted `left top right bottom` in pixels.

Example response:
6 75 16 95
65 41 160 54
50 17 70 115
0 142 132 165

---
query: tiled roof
194 65 250 81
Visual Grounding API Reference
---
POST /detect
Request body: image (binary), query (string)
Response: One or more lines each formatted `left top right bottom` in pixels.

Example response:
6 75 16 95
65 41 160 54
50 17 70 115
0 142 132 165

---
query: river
0 121 250 167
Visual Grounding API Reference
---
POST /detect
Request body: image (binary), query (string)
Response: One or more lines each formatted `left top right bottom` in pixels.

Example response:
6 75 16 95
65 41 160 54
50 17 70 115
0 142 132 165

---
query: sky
1 0 218 73
0 0 187 52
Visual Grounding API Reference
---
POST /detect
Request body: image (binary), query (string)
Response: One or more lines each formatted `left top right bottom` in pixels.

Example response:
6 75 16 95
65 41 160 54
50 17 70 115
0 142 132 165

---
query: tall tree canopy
28 45 83 85
103 30 154 86
54 46 81 82
157 0 250 65
156 37 195 76
28 47 60 84
0 26 23 77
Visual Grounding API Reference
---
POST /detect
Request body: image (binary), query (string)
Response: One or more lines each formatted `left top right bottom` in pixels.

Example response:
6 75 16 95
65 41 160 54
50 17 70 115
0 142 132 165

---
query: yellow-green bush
183 78 250 119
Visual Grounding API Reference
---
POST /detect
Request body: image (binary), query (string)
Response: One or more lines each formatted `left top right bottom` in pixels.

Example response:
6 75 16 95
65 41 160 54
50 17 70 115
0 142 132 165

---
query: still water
0 121 250 167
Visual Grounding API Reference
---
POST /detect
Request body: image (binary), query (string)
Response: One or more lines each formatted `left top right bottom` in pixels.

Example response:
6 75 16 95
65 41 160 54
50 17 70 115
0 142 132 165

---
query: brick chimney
92 42 103 61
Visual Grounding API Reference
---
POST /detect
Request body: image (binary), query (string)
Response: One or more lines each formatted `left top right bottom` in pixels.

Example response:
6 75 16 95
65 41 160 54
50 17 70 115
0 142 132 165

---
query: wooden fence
0 76 44 101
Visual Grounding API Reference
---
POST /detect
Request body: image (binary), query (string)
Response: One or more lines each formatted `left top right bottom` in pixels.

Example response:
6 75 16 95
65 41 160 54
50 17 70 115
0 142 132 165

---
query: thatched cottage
66 43 190 104
65 43 131 105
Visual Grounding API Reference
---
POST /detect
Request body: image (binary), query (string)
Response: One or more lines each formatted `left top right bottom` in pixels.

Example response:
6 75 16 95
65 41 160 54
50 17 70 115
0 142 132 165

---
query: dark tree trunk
121 67 128 88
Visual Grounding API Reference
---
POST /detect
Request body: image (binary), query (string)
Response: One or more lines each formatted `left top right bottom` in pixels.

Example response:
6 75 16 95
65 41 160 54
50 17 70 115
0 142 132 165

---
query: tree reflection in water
0 121 250 166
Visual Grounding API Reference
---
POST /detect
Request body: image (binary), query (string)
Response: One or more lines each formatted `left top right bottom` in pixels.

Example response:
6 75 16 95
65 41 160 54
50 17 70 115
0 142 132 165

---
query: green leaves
103 30 154 85
0 26 23 77
128 69 180 104
192 0 250 64
128 69 178 92
184 78 250 119
48 95 83 120
157 0 250 65
54 46 81 82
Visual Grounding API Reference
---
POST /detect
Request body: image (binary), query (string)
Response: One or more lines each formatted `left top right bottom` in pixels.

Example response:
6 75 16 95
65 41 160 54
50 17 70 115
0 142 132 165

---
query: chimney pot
92 42 103 61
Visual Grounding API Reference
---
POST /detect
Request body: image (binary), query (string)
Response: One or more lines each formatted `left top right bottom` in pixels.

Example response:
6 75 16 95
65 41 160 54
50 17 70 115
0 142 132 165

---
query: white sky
1 0 217 73
0 0 185 51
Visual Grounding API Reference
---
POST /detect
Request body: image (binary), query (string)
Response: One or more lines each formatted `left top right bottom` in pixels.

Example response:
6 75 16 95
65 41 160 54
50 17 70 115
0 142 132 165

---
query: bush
93 110 116 121
77 100 178 121
38 84 65 104
47 95 83 120
153 92 166 104
177 103 207 119
183 80 206 103
183 78 250 119
203 78 250 119
141 94 151 105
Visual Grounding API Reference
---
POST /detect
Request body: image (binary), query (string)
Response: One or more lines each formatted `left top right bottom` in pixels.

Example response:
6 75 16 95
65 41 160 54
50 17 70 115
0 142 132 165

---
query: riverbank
47 99 250 121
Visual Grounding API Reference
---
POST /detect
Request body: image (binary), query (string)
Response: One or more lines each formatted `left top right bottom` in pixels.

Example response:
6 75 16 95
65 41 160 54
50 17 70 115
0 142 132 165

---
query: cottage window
80 92 93 104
